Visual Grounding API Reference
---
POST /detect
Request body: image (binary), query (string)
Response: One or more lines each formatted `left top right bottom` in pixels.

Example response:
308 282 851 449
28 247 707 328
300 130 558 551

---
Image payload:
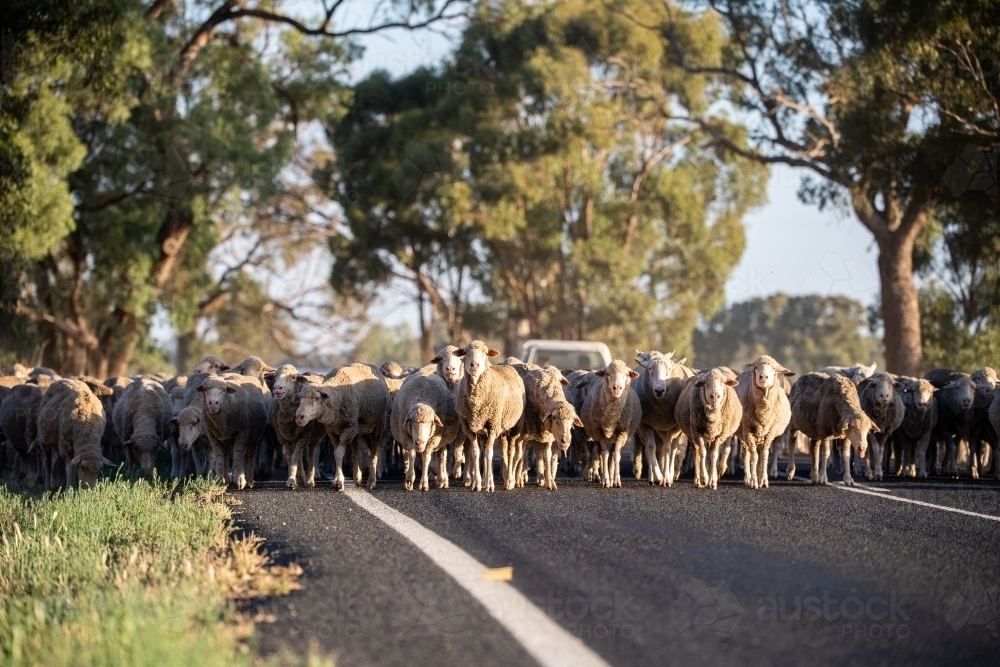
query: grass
0 477 331 667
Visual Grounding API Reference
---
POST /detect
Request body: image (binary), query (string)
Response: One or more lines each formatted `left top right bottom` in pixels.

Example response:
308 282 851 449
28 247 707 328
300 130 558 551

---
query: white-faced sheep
112 379 173 476
196 373 268 489
675 368 742 490
510 364 581 491
632 350 693 487
788 373 879 486
390 369 460 491
267 364 326 489
925 370 977 477
853 372 905 481
174 404 213 478
580 360 642 489
295 363 389 491
35 379 111 490
735 355 794 489
428 345 471 483
454 341 525 492
889 378 938 478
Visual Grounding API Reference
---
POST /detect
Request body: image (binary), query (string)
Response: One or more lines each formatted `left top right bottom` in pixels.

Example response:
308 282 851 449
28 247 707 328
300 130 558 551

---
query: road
232 457 1000 667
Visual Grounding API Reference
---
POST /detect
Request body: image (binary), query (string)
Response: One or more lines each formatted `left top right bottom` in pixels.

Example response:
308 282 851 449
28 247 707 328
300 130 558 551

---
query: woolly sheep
175 404 213 478
854 372 905 481
735 355 794 489
926 371 977 477
35 379 111 490
295 363 389 491
0 383 47 487
632 350 693 487
196 373 268 489
675 368 742 490
820 362 878 385
390 368 460 491
889 378 938 478
454 341 525 492
563 369 600 482
926 367 998 478
112 379 173 476
788 373 879 486
580 360 642 489
510 364 581 491
194 355 229 374
429 345 472 483
267 364 326 489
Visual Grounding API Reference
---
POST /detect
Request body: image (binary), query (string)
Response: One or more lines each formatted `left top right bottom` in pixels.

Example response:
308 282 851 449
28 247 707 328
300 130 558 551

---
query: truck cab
516 340 612 371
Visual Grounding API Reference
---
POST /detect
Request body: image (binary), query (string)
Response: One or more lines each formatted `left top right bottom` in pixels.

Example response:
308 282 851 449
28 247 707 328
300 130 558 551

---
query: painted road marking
793 476 1000 522
345 486 612 667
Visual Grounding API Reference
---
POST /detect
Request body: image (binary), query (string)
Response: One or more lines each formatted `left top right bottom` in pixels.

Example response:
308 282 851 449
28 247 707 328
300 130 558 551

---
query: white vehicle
516 339 612 371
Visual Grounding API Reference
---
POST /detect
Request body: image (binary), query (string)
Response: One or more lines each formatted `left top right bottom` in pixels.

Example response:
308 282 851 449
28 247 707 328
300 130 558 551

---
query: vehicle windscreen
530 350 605 370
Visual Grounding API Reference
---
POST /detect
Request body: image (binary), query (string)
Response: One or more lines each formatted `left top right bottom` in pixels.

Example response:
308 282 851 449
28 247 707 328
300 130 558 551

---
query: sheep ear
430 355 442 364
262 364 276 373
70 454 83 465
694 379 704 387
168 418 177 429
543 411 554 422
196 385 206 392
627 370 639 379
573 416 584 427
666 350 675 359
264 371 276 381
893 381 905 390
319 390 331 400
677 358 687 365
560 377 569 385
780 368 795 376
486 348 500 357
870 362 877 372
157 440 169 450
594 369 606 377
870 422 881 433
725 379 739 387
453 349 466 357
295 375 308 383
225 386 237 394
744 362 754 368
433 415 443 427
102 456 113 466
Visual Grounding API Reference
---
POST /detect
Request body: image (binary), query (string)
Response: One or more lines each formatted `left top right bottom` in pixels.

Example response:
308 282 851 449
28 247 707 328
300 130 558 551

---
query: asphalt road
233 457 1000 667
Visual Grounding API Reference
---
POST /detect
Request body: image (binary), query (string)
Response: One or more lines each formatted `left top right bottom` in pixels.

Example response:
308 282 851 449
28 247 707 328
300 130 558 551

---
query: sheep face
197 379 237 414
904 379 936 412
867 372 902 406
636 350 675 398
595 360 638 400
456 341 500 386
176 410 203 451
844 417 878 460
949 377 976 410
194 355 229 374
295 386 330 426
129 434 162 475
271 366 299 400
746 355 793 391
971 368 997 406
406 404 442 453
545 406 583 451
71 452 111 487
696 369 738 411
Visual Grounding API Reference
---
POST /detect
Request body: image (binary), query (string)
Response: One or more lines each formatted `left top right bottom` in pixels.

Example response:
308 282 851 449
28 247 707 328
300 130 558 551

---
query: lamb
926 371 977 477
675 368 742 489
889 378 939 478
735 355 794 489
35 379 111 490
267 364 326 489
0 383 47 487
579 360 642 488
820 362 878 384
194 355 229 374
854 372 905 481
389 368 460 491
632 350 693 487
787 372 879 486
195 373 268 489
454 341 525 492
295 363 389 491
510 364 581 491
112 378 174 476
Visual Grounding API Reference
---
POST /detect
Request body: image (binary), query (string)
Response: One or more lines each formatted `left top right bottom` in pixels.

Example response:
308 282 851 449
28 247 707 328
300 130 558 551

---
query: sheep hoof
286 478 297 490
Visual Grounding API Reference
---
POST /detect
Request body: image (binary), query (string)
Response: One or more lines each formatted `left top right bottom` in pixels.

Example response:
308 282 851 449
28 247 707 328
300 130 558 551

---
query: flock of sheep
0 344 997 493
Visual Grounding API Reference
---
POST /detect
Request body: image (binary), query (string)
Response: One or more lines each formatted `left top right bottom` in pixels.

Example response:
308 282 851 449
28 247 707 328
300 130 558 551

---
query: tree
622 0 998 375
693 293 883 373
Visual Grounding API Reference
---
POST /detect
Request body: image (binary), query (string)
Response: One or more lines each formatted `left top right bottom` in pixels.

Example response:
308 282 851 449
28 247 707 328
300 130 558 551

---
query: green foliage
693 294 884 374
350 322 423 367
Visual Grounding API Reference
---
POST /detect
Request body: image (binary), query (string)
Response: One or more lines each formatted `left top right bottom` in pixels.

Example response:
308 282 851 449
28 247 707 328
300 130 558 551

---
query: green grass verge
0 478 330 667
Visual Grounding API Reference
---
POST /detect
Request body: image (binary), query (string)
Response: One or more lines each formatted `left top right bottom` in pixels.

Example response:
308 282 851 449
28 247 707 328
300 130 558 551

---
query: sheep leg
809 438 822 484
481 431 499 493
742 440 756 488
499 435 510 490
599 441 612 488
417 448 432 492
945 436 958 478
469 434 482 492
757 442 770 489
404 446 416 491
332 436 350 491
840 439 857 486
285 442 300 490
970 440 981 480
451 440 465 479
229 432 251 490
614 436 628 487
367 436 381 491
786 432 798 481
644 430 664 485
706 439 723 490
535 443 546 487
437 449 449 489
633 438 643 480
549 448 560 490
692 437 707 488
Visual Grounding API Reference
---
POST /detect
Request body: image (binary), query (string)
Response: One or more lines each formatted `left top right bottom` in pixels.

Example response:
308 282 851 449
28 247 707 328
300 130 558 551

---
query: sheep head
196 376 237 414
595 360 638 400
695 368 738 411
405 403 442 453
842 415 879 460
175 406 204 451
431 345 465 386
544 402 583 451
971 367 997 406
271 364 300 400
70 452 112 487
194 355 229 375
745 355 794 391
635 350 675 398
947 376 976 410
295 385 334 426
902 379 936 413
455 340 500 386
127 433 164 475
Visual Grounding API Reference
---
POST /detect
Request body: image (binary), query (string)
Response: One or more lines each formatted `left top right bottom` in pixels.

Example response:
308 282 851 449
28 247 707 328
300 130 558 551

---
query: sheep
229 356 277 387
990 390 1000 470
428 345 472 484
35 379 111 490
854 372 905 481
266 364 326 490
510 364 581 491
926 371 977 477
735 356 794 490
563 370 600 482
112 378 174 477
926 367 998 478
787 373 879 486
632 350 693 487
195 373 268 489
675 368 742 490
194 355 229 374
579 360 642 489
3 362 30 379
766 374 796 479
889 378 939 478
820 362 878 385
174 404 213 478
389 368 460 491
454 340 525 493
295 363 389 491
0 383 47 487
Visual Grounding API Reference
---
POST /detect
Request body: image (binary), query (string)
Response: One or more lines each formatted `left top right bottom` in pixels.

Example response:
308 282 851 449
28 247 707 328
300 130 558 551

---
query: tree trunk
877 235 923 376
177 331 194 374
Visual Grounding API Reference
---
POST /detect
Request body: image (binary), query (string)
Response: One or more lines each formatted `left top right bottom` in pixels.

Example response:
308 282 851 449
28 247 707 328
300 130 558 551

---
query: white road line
345 487 612 667
793 476 1000 522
